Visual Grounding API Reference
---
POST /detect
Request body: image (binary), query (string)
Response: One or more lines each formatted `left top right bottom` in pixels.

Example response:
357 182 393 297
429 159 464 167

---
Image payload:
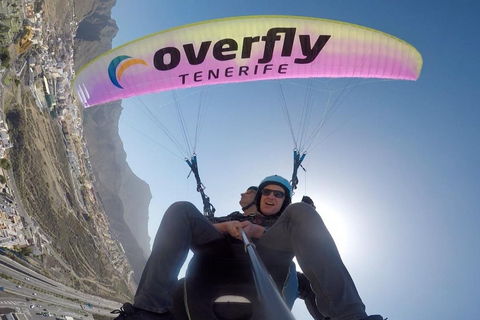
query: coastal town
0 0 131 281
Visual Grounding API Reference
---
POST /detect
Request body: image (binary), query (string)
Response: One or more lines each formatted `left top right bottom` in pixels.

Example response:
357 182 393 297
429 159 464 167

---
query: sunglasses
261 188 286 199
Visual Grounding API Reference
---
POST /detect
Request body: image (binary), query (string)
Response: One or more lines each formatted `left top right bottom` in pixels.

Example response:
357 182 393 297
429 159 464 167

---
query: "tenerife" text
178 64 289 84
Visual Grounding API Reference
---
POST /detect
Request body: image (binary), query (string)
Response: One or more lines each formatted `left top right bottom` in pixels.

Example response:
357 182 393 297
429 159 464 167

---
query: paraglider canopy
74 15 422 108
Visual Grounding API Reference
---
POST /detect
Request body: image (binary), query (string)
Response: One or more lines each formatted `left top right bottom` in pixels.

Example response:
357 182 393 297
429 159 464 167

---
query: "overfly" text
153 27 331 71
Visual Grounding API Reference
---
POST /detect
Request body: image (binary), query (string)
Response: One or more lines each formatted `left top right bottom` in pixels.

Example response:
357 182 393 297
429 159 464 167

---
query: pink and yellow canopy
74 15 423 107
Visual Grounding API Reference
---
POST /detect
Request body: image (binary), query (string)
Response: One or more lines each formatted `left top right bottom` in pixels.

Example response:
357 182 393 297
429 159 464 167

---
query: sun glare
321 207 350 256
293 203 352 274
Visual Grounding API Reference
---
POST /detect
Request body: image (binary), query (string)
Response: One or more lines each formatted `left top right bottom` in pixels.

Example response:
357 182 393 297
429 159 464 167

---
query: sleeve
211 211 242 223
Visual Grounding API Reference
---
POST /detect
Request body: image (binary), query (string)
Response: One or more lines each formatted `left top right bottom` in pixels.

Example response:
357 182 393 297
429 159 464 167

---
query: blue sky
109 1 480 319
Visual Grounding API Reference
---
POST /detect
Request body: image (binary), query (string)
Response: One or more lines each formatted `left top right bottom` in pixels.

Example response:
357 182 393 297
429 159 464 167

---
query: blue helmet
255 175 292 214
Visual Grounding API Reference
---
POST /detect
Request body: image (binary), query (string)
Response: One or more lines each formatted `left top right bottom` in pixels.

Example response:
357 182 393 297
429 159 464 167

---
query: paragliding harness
172 229 298 320
186 154 216 218
178 153 304 319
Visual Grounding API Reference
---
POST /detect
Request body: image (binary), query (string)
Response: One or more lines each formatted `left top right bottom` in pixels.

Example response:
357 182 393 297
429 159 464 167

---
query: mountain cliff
73 0 151 283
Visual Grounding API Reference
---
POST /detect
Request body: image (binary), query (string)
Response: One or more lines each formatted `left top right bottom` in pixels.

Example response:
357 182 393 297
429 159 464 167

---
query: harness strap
241 201 255 211
291 150 307 191
186 155 216 218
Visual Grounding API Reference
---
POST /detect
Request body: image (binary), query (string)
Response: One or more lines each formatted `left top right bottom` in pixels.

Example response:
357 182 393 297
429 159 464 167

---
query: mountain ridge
73 0 151 283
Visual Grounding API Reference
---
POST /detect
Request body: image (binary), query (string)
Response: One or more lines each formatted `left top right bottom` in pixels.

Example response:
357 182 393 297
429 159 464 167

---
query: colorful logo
108 55 148 89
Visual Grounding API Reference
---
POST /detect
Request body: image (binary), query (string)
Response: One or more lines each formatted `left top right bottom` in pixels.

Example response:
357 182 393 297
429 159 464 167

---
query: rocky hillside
72 0 151 283
81 103 151 284
73 0 120 70
0 0 152 296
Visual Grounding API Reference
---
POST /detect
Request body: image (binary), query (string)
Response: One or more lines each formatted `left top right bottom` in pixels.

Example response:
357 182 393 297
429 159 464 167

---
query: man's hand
213 221 243 238
239 221 265 239
214 221 265 239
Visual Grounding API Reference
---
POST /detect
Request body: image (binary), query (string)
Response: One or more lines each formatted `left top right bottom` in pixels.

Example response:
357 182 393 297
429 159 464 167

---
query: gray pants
134 201 367 320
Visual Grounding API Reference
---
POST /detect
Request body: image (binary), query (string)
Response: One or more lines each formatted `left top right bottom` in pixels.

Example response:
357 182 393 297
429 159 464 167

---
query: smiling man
258 184 287 215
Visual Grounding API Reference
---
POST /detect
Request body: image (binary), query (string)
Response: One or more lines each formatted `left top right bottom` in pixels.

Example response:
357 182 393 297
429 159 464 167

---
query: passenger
112 175 384 320
212 186 259 223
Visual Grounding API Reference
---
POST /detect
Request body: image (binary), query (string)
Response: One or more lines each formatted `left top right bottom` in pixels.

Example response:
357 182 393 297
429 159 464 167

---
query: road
0 296 90 320
0 255 122 318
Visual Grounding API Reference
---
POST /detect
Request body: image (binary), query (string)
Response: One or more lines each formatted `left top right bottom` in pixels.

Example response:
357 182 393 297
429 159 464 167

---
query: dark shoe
111 303 175 320
362 315 386 320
